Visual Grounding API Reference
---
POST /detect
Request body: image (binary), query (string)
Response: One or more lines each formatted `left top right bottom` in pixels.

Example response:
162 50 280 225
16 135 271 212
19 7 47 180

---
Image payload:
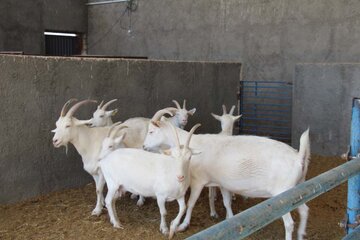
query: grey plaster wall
0 0 87 54
293 63 360 156
88 0 360 82
0 54 240 204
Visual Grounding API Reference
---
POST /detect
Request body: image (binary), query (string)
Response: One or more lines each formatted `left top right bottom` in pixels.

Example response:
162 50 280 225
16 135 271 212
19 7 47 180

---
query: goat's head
143 107 178 151
98 122 128 159
211 105 241 133
52 99 97 149
172 100 196 129
160 123 201 183
88 99 118 127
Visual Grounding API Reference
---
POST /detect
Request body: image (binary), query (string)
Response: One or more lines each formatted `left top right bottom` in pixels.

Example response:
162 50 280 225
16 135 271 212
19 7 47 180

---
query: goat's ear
115 133 126 144
188 108 196 116
111 109 118 116
74 119 92 126
233 115 242 121
160 149 172 156
151 120 161 128
211 113 221 120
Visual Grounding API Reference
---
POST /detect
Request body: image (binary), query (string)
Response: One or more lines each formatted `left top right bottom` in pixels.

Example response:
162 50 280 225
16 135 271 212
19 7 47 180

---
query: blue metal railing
239 81 293 143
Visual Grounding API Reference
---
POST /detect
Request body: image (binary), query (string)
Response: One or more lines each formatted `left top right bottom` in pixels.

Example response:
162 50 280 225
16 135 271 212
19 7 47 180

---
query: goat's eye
100 115 104 118
149 131 154 134
109 145 113 148
65 125 70 128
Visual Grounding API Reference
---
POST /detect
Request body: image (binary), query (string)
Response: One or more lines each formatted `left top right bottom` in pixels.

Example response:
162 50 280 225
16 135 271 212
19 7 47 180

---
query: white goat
211 105 241 136
52 99 146 215
143 109 311 240
88 99 118 127
165 100 196 129
209 104 242 218
100 122 201 239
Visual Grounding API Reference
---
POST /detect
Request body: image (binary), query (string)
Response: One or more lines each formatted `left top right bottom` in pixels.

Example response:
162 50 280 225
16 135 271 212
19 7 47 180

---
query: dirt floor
0 155 348 240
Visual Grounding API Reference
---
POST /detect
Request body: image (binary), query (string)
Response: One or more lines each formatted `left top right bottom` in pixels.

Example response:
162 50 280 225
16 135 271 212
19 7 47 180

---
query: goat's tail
298 128 310 182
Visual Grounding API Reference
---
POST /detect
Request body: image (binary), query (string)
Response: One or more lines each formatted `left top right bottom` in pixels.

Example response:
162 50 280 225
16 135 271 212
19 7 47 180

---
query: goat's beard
64 144 69 155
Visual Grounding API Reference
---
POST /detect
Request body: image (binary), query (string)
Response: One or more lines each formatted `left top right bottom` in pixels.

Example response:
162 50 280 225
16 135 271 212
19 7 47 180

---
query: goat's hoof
210 212 219 219
91 208 102 216
160 226 169 235
176 223 188 232
137 199 145 207
113 222 124 229
130 193 138 200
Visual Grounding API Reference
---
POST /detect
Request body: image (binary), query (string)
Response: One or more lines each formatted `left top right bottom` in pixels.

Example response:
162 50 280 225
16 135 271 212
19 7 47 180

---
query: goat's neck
70 125 100 161
220 128 233 136
106 118 113 126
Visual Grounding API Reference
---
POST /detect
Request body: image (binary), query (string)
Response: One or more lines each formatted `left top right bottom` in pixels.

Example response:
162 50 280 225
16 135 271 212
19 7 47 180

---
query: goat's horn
66 99 97 118
183 99 186 109
107 121 123 137
102 99 117 110
222 105 227 115
229 105 236 115
184 124 201 149
172 100 181 110
60 98 78 117
110 125 128 139
98 100 104 109
151 107 177 122
169 123 181 150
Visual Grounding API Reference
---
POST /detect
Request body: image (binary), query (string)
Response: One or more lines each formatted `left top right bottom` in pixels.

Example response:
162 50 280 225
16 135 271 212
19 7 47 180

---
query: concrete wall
0 0 87 54
0 54 240 204
88 0 360 82
293 63 360 156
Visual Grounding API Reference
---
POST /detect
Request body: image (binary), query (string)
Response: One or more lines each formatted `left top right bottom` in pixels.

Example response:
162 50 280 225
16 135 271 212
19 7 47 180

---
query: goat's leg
219 187 234 219
91 173 105 216
105 187 123 229
282 212 294 240
209 187 219 218
297 204 309 240
156 197 169 235
177 183 204 232
169 197 186 239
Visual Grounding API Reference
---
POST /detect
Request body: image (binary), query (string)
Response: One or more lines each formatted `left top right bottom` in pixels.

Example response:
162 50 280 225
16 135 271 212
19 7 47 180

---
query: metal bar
242 90 292 95
347 99 360 234
242 80 292 84
241 95 292 100
241 124 291 130
245 103 292 107
187 157 360 240
242 117 291 123
241 129 291 136
242 112 292 118
343 226 360 240
86 0 129 6
241 109 292 113
243 86 292 89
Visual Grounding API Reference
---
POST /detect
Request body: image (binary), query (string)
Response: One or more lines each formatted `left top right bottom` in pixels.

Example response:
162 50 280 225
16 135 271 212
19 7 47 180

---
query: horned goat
88 99 118 127
52 99 147 216
100 122 201 239
209 104 241 218
143 108 310 240
164 100 196 129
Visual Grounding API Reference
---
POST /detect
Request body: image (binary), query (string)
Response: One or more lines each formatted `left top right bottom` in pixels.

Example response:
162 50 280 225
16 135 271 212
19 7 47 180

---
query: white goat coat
163 131 308 197
100 148 190 200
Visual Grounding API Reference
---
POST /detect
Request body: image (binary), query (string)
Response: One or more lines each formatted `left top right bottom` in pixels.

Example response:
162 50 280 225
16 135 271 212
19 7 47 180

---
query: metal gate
239 81 293 143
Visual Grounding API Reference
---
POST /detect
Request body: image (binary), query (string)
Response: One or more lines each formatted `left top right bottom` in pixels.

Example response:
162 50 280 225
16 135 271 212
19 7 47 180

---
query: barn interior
1 1 360 239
